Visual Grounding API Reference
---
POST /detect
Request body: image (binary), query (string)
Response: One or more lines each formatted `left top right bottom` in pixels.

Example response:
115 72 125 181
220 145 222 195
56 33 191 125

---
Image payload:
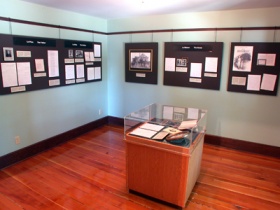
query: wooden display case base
125 132 205 208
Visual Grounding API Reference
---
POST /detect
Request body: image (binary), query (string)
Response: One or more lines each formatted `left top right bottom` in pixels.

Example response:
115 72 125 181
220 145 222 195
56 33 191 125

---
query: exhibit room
0 0 279 209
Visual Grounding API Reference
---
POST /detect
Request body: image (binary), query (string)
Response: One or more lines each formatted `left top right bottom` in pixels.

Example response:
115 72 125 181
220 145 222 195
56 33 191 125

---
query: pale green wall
0 1 279 158
107 8 280 147
0 0 108 156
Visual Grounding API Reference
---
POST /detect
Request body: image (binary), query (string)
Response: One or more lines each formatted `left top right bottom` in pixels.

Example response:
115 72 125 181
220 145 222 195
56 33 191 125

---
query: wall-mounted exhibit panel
164 42 223 90
125 43 158 84
0 34 102 95
227 42 280 96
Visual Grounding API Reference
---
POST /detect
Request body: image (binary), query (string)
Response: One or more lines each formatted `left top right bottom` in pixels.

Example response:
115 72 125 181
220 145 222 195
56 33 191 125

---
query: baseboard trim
108 115 124 126
1 116 279 169
0 117 108 169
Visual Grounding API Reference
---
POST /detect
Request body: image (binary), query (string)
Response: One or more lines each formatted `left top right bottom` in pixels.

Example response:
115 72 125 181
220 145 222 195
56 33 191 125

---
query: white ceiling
21 0 280 20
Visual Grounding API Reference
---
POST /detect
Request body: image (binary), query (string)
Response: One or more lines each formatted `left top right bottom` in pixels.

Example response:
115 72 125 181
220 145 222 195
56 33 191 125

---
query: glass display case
124 103 207 208
124 103 207 149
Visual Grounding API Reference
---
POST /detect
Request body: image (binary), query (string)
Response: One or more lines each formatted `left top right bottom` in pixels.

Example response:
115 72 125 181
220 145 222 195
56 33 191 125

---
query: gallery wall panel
0 34 102 95
163 42 224 90
227 42 280 96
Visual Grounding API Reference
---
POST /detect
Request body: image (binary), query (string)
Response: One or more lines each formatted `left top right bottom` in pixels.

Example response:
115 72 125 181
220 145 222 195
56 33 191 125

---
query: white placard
232 76 246 86
87 67 95 80
1 62 18 87
17 62 32 86
205 57 218 73
65 65 75 80
165 57 176 71
48 50 59 77
17 51 31 58
94 44 101 57
190 63 202 78
247 74 261 91
76 64 85 79
261 74 277 91
35 59 45 72
95 67 101 79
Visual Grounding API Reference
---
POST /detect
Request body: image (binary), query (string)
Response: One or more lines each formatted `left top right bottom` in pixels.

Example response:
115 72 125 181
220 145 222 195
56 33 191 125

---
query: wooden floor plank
193 183 280 210
70 137 125 160
0 171 64 210
21 157 123 210
202 153 280 184
198 174 280 204
3 165 91 210
200 164 280 194
188 192 239 210
38 150 126 192
0 125 279 210
62 141 125 170
204 144 280 169
0 192 24 210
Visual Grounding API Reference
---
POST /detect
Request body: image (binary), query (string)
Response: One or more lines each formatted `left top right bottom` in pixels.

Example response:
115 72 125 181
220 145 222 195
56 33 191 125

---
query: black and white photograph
176 58 187 67
3 47 14 61
232 46 253 72
75 50 83 58
129 50 152 72
125 42 158 84
68 49 74 58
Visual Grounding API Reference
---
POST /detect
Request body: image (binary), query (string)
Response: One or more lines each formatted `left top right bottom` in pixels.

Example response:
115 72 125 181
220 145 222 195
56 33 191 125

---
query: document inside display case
124 103 207 147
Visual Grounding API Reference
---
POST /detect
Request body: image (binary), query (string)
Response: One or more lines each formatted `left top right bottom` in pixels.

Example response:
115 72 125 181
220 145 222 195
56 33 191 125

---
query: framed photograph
75 50 83 58
68 49 74 58
3 47 14 61
176 58 187 67
125 43 158 84
129 49 153 72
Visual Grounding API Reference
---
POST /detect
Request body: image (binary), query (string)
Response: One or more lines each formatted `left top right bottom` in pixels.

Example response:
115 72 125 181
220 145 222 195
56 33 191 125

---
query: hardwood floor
0 125 279 210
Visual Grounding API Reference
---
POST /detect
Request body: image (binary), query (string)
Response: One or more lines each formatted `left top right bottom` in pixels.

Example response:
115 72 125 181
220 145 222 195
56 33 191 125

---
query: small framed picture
176 58 187 67
75 50 83 58
3 47 14 61
125 42 158 84
68 49 74 58
129 49 153 72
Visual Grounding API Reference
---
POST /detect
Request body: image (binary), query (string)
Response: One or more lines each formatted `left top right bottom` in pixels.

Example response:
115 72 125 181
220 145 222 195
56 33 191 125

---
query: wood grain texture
126 141 189 207
0 125 279 210
125 132 205 207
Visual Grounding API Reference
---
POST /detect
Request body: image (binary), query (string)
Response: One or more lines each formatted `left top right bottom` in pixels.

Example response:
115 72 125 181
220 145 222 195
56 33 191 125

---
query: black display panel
227 42 280 96
0 34 102 95
125 42 158 84
164 42 223 90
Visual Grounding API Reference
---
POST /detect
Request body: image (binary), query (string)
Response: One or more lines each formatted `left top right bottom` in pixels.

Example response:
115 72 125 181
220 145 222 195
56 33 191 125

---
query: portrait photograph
3 47 14 61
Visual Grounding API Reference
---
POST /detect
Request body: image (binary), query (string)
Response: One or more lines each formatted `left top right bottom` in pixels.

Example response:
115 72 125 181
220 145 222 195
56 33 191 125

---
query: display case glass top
124 103 207 148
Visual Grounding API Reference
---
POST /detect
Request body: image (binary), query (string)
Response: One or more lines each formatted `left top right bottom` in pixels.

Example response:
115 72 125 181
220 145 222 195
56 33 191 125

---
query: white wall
107 8 280 147
0 1 279 158
0 0 108 156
